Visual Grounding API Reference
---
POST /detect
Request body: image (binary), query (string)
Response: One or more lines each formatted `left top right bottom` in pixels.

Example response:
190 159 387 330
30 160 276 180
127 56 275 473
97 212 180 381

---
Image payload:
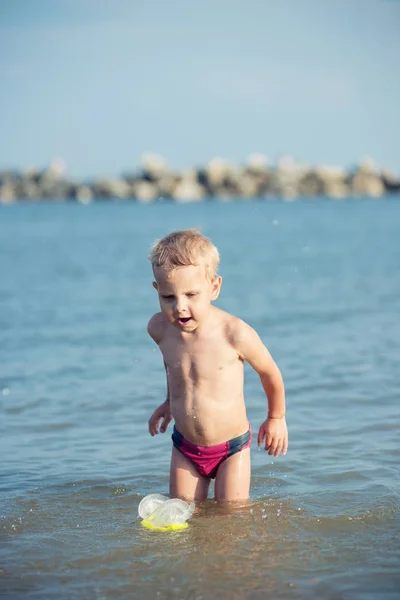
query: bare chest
160 335 240 383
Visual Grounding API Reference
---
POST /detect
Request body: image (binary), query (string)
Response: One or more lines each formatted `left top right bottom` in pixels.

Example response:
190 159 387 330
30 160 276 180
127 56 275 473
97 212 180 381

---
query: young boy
147 229 288 502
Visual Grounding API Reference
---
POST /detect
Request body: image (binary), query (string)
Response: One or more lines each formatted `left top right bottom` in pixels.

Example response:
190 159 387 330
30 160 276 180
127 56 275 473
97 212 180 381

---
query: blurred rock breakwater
1 155 399 204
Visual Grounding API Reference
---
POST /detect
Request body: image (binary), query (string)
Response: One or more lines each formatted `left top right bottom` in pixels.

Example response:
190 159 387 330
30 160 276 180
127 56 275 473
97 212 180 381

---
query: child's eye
186 293 197 298
162 295 174 300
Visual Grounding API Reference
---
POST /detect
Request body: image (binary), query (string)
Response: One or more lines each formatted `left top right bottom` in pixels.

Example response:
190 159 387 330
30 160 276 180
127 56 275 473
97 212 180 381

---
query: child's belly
171 390 249 446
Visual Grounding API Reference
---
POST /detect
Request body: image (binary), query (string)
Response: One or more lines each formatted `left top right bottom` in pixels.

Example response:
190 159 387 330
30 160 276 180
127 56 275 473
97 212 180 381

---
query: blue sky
1 0 399 177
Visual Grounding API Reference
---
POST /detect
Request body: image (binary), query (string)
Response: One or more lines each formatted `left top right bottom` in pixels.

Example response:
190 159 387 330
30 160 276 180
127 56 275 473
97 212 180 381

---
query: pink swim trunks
172 425 252 479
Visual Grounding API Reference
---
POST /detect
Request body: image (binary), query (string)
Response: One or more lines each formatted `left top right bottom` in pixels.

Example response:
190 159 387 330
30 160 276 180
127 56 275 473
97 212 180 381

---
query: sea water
1 199 399 599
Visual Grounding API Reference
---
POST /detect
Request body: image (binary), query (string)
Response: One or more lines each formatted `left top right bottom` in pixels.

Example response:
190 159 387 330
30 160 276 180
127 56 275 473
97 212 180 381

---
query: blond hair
149 229 220 279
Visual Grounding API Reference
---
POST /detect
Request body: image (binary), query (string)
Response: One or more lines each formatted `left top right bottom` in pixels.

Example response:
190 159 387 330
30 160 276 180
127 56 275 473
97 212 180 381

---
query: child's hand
148 400 172 436
257 417 288 457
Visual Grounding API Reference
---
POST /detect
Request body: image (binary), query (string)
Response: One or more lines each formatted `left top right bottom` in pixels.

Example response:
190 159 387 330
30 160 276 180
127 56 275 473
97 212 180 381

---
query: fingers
148 407 172 436
264 432 273 451
267 436 275 454
266 435 288 457
148 416 159 436
257 426 265 447
148 411 162 436
160 414 172 433
269 439 282 457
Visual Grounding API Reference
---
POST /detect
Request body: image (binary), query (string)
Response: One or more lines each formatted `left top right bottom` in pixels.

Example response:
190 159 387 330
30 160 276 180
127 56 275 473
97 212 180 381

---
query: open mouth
177 317 192 326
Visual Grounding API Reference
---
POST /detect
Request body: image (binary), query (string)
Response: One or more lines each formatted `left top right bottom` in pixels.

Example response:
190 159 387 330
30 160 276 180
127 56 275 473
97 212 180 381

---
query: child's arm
148 361 172 435
232 319 288 457
147 314 173 436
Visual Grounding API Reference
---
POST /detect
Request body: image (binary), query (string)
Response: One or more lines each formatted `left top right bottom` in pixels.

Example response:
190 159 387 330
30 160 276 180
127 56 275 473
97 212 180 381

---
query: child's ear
211 276 222 300
152 281 158 290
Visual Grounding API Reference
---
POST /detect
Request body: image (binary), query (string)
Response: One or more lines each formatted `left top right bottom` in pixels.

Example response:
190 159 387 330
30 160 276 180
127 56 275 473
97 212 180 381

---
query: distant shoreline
1 155 399 204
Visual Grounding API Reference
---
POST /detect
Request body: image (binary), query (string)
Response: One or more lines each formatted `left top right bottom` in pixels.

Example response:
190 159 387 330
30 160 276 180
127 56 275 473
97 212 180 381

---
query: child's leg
214 448 251 502
170 446 210 501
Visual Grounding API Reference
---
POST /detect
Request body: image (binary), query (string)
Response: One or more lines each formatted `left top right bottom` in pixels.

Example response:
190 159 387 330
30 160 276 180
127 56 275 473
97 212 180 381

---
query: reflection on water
2 481 399 599
1 200 400 599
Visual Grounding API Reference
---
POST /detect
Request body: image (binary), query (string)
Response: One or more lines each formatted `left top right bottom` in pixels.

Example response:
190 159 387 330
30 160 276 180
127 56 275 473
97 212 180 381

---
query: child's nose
175 297 188 313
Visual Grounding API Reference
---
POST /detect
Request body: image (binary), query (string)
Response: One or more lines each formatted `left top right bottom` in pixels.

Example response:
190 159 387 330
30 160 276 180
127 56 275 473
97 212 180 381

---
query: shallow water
1 199 400 599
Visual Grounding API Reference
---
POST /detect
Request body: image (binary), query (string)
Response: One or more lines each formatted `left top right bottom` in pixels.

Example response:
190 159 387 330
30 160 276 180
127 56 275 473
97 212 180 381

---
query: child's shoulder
216 309 264 359
215 308 254 341
147 312 168 344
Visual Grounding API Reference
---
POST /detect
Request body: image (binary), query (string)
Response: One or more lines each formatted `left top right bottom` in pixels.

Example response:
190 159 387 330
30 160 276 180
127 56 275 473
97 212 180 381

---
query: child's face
153 262 222 332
